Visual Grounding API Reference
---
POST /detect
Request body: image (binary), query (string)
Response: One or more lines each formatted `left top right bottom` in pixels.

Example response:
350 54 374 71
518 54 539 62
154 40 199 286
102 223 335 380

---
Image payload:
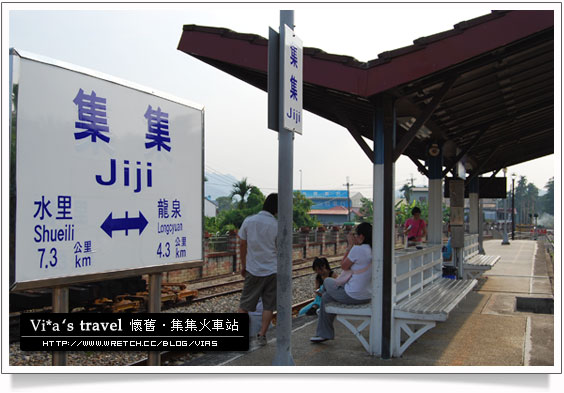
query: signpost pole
273 9 296 366
52 286 69 366
147 273 162 366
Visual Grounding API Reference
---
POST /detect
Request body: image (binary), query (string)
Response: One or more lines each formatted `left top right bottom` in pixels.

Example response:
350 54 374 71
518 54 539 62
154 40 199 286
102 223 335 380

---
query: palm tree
230 178 253 208
400 182 413 203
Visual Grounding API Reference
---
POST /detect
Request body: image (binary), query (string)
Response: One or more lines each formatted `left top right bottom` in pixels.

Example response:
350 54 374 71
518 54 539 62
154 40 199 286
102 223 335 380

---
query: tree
216 196 235 212
230 178 253 208
539 177 554 215
513 176 545 224
218 187 265 231
246 186 266 210
400 182 413 203
205 185 320 234
525 183 539 224
514 176 528 224
292 191 319 229
359 197 373 223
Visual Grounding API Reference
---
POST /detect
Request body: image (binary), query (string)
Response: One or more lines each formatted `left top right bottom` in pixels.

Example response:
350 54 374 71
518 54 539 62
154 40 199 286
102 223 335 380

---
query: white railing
393 245 443 306
463 234 480 260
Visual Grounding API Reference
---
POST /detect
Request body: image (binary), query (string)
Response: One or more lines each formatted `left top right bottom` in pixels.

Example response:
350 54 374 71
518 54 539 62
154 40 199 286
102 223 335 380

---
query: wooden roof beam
441 126 490 177
334 109 374 163
393 75 458 162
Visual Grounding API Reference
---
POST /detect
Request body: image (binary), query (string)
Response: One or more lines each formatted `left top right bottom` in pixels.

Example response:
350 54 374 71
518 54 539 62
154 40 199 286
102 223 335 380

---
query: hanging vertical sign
282 24 303 134
10 49 204 289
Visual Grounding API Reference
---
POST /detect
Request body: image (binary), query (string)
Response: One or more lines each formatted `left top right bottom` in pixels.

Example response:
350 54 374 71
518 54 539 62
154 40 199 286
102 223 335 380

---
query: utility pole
344 176 353 222
511 173 516 240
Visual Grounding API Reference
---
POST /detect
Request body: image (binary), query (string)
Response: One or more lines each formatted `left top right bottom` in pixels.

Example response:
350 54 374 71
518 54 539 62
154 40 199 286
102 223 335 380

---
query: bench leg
463 270 481 280
463 268 490 280
394 319 436 357
335 315 371 353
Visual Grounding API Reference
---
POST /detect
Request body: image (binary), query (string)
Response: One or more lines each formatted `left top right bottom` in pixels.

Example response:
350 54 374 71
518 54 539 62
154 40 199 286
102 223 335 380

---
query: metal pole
502 193 510 244
511 177 515 240
273 9 295 366
147 273 162 366
478 198 485 254
502 169 510 245
52 286 69 366
346 176 351 222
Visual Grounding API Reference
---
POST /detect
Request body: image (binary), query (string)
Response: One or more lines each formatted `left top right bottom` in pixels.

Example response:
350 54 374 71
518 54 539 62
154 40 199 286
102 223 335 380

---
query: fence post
228 230 240 273
341 225 352 254
203 232 211 279
300 226 310 260
331 226 339 255
317 226 326 256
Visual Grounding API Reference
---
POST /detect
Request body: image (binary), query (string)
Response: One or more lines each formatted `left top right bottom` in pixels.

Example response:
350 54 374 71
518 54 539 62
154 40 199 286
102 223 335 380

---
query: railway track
12 246 412 365
127 259 341 366
192 256 342 302
128 297 319 366
10 255 342 345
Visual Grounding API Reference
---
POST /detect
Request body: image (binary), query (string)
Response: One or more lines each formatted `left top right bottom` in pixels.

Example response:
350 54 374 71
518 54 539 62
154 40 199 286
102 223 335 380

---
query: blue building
299 190 351 210
298 190 364 224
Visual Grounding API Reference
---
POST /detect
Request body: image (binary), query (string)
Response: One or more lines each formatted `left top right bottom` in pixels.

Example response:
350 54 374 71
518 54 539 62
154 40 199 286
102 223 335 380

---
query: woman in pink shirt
404 206 427 243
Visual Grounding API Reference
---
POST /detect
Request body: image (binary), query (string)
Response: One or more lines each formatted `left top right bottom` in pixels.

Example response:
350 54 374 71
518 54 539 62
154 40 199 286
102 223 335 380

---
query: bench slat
465 255 500 267
325 302 371 316
394 278 477 321
326 278 477 322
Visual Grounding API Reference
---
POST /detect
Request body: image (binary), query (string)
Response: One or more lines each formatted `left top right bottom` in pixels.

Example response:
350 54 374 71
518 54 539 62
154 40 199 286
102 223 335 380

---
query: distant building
298 190 363 210
411 187 428 203
204 198 218 218
298 190 364 224
309 206 355 225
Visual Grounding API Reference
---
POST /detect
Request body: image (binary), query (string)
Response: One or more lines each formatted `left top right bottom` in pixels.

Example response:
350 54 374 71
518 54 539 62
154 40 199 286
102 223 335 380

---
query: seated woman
404 206 427 247
310 222 372 343
298 257 334 316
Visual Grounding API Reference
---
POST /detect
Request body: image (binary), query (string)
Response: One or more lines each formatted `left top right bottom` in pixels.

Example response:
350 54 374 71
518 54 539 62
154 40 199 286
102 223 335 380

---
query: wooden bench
325 245 477 357
462 234 500 280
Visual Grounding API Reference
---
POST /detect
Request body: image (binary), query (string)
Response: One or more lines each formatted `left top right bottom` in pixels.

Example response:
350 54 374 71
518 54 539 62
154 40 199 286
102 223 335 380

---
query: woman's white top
344 244 372 300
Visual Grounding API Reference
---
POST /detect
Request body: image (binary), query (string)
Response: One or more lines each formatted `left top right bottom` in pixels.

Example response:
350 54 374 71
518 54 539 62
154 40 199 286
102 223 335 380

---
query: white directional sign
282 24 303 134
10 50 204 287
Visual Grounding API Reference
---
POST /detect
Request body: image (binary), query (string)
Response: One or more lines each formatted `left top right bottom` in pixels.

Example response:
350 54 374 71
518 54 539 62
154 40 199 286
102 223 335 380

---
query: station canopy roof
177 10 554 178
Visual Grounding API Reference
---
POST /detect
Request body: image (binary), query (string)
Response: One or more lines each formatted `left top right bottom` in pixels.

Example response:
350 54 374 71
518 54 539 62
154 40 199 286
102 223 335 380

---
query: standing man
238 193 278 346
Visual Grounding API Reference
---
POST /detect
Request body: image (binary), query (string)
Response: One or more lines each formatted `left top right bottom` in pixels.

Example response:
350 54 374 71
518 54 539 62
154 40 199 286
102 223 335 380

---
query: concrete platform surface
182 240 556 369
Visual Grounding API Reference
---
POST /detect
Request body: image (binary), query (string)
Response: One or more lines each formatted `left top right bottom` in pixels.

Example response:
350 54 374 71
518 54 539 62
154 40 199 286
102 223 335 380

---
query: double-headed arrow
101 211 148 238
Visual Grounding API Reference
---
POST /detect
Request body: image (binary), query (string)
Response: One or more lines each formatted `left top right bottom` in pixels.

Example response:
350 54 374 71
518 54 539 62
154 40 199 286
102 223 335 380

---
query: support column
469 177 479 234
449 179 465 278
52 287 68 366
370 94 395 358
427 150 443 245
148 273 162 366
479 199 485 254
273 10 295 366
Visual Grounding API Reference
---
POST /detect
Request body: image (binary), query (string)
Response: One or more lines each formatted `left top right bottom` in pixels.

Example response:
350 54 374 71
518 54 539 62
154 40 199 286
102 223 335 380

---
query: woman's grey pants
315 277 370 339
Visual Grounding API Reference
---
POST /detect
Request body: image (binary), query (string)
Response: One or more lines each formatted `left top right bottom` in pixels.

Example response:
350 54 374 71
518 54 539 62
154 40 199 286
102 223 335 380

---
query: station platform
183 240 555 368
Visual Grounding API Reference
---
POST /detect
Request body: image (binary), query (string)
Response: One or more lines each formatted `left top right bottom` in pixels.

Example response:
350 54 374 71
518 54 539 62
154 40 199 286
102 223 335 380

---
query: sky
3 2 559 202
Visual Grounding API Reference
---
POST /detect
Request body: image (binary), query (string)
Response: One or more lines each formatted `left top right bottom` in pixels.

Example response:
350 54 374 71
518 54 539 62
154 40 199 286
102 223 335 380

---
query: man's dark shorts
239 272 277 312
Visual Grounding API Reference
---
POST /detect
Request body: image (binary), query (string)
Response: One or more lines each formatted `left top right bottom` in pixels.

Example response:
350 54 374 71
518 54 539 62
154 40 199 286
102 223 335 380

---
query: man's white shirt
238 211 278 276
